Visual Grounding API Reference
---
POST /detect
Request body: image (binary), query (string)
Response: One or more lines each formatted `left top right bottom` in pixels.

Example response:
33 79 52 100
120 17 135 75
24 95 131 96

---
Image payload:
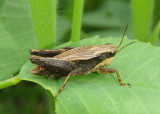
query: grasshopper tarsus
126 83 131 87
120 83 131 87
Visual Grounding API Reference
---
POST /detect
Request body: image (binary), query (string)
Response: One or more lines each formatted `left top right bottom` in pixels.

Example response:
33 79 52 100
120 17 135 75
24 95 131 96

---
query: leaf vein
129 89 148 113
95 84 119 114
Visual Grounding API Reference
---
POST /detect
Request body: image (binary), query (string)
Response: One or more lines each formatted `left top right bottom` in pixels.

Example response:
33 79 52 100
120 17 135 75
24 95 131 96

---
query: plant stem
0 76 21 89
29 0 57 49
131 0 154 42
71 0 84 42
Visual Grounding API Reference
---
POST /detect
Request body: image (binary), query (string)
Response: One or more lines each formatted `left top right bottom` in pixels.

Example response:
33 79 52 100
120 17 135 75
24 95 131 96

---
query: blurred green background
0 0 159 113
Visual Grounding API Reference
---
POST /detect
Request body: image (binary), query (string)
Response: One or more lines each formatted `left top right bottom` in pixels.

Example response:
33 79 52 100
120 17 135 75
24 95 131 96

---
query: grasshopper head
105 25 135 57
104 43 117 58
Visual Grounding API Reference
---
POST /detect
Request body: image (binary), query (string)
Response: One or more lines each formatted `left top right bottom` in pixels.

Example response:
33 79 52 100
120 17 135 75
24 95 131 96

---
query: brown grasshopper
30 25 135 99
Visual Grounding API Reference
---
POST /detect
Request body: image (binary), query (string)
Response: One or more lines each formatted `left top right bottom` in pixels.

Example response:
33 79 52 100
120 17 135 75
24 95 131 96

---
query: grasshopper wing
30 47 73 57
54 45 113 61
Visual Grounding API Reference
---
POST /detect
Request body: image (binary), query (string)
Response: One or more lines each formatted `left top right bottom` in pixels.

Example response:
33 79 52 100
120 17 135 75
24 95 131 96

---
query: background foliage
0 0 159 113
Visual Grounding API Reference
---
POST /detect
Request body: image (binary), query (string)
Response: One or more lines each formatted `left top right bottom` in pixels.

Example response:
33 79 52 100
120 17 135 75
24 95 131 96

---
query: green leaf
87 29 133 40
153 0 160 27
0 0 37 82
29 0 57 48
18 37 160 113
83 0 131 28
150 21 160 45
131 0 154 42
71 0 84 42
56 16 71 45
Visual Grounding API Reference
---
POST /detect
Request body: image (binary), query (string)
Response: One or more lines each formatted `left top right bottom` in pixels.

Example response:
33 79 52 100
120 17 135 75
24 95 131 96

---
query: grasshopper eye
109 51 116 57
106 51 116 58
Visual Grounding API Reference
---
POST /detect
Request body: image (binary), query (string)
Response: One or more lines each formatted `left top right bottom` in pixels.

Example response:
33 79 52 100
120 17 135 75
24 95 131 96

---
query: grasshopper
30 25 135 99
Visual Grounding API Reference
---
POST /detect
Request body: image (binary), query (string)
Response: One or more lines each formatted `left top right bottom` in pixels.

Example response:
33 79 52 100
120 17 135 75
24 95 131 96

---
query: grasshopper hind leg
30 65 57 79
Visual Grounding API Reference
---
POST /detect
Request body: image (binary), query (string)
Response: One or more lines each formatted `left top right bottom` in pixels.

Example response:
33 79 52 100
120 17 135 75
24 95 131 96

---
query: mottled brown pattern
54 44 116 61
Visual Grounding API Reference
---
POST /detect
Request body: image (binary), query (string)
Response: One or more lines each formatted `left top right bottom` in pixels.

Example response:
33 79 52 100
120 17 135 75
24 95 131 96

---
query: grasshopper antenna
117 24 128 49
116 24 136 53
118 41 136 52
